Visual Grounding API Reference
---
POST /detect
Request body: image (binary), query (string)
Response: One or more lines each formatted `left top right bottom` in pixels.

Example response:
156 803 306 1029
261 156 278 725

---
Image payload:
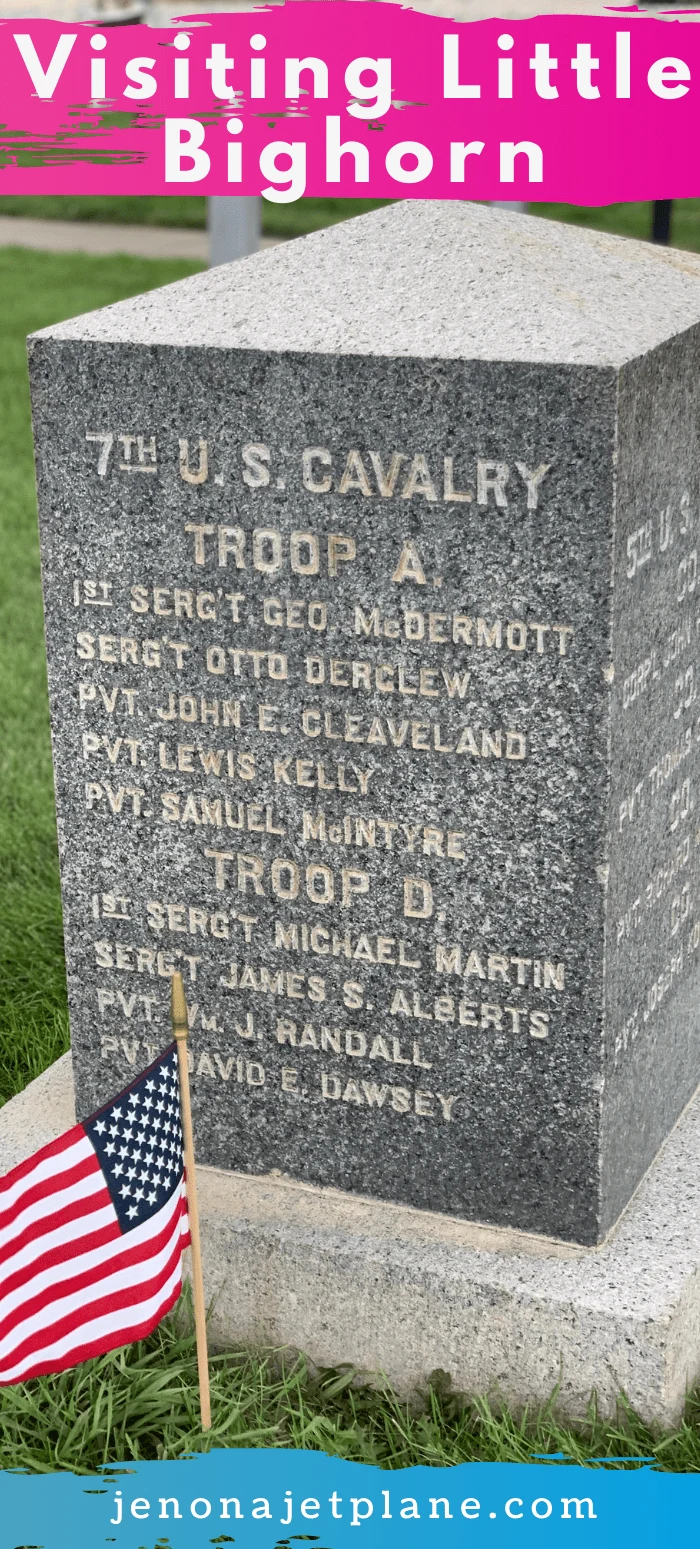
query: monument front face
29 205 700 1244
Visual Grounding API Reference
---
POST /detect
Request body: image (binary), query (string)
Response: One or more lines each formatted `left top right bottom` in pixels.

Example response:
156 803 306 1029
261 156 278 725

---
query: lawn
0 246 205 1113
4 1308 700 1472
0 193 395 240
0 242 699 1470
1 195 700 250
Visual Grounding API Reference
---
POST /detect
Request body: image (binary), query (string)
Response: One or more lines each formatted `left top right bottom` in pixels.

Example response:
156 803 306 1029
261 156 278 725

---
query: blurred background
0 0 697 256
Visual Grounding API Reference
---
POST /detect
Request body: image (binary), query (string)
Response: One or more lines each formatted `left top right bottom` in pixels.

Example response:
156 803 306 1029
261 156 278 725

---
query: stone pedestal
3 1054 699 1426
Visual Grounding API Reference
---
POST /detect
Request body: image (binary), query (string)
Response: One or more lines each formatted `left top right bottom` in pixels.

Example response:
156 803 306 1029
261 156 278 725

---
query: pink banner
0 4 698 199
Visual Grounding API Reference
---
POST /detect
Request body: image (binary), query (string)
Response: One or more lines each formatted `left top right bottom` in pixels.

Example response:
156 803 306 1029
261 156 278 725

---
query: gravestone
28 201 700 1247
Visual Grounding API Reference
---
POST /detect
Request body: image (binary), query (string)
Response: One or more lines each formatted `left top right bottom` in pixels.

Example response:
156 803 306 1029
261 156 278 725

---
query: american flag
0 1044 190 1385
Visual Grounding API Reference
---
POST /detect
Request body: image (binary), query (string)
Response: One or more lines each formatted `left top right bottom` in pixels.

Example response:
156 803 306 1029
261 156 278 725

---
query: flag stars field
0 1042 190 1386
86 1054 185 1227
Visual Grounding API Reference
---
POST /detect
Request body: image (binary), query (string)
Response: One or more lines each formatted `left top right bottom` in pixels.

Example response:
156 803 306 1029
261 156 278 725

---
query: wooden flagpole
171 971 212 1431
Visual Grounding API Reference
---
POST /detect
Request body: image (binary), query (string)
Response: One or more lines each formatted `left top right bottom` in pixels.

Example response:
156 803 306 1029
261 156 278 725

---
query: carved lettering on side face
69 433 574 1123
31 377 700 1246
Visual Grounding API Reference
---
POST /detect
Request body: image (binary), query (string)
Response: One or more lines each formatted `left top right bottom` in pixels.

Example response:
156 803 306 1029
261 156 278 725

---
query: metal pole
652 200 672 245
208 196 261 266
172 971 211 1432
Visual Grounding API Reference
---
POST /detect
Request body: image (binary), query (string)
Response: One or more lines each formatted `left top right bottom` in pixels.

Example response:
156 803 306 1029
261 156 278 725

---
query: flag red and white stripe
0 1045 189 1385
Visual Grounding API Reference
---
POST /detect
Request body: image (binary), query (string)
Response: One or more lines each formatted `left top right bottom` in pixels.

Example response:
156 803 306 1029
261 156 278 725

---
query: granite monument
28 201 700 1246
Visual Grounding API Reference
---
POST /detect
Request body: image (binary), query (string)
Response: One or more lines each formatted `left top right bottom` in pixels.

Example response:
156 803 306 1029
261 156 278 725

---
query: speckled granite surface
28 201 700 1243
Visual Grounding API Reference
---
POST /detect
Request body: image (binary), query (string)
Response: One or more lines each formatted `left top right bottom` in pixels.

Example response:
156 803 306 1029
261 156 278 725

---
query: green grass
531 200 700 251
0 194 394 240
0 247 204 1109
3 195 700 249
2 1301 700 1472
1 242 700 1470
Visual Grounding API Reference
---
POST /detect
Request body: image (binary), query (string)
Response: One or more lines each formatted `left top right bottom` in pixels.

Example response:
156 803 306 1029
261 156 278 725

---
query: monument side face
28 207 700 1245
602 327 700 1235
29 336 611 1245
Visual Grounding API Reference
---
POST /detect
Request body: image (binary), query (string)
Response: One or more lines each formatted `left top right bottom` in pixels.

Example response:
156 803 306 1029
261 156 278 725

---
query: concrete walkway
0 214 283 259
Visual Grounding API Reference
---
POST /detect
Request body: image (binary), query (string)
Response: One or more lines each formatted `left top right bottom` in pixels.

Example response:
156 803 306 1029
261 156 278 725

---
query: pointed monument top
31 201 700 369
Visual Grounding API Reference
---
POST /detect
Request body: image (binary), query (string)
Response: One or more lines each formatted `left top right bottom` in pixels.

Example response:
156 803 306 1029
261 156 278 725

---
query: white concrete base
3 1054 700 1427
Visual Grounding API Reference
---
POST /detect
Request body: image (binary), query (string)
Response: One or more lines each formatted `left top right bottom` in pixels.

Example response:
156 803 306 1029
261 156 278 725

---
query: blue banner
1 1448 697 1548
